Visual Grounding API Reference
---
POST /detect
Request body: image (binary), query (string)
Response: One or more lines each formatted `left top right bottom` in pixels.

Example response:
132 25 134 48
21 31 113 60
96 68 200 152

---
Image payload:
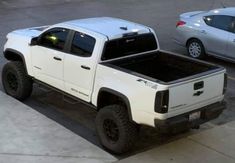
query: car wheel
187 39 205 59
2 61 33 101
95 104 138 154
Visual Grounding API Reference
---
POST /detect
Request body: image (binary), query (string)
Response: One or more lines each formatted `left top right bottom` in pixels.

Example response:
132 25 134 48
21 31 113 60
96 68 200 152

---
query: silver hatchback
175 7 235 61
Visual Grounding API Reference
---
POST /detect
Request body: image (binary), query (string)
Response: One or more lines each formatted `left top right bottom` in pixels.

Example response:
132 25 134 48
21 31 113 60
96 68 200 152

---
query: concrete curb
0 91 117 163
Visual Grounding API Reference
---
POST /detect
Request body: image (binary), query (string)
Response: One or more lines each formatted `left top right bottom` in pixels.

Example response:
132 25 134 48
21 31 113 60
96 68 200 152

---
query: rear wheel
2 61 33 101
95 105 138 154
187 39 205 59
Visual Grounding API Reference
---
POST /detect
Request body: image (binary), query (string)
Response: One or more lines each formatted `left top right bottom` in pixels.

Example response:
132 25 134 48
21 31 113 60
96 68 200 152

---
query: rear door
63 31 98 102
202 15 230 56
226 17 235 59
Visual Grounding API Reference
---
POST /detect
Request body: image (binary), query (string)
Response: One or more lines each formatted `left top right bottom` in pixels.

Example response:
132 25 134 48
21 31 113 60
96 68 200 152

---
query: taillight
223 73 227 94
176 21 186 27
155 90 169 113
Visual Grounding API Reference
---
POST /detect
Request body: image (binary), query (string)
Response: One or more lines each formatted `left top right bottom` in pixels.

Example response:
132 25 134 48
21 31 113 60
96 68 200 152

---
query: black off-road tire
187 39 205 59
2 61 33 101
96 105 138 154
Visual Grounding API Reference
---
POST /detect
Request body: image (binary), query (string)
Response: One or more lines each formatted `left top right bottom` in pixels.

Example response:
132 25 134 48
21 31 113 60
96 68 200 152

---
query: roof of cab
62 17 150 39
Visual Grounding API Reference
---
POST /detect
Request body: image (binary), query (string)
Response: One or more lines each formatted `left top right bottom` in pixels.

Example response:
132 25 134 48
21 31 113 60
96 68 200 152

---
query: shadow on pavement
22 84 213 159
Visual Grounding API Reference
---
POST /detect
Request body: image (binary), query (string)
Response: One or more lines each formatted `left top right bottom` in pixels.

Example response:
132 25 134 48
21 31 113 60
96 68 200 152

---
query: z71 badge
137 79 158 90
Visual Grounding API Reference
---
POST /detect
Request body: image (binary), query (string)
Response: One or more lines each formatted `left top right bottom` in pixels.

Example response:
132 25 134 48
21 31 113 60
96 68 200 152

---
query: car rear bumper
154 101 226 133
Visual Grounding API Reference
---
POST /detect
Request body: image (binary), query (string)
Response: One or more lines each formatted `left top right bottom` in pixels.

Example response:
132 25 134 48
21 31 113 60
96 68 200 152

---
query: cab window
39 28 69 51
70 32 96 57
102 33 157 60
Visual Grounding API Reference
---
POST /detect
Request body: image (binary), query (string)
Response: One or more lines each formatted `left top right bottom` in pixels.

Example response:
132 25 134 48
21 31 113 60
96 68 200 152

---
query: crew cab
2 17 226 154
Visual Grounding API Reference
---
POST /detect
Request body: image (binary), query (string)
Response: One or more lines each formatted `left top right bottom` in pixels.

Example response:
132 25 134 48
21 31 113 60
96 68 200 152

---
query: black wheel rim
6 72 18 91
103 119 119 142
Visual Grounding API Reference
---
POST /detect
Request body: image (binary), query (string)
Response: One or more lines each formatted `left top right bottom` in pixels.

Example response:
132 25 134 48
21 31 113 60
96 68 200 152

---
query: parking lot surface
1 0 235 160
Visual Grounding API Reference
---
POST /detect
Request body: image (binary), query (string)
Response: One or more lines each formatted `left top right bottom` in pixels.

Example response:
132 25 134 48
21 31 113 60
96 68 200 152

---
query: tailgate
168 71 225 111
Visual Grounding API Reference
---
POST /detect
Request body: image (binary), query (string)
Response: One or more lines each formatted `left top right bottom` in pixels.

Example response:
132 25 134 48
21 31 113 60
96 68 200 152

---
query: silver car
175 7 235 61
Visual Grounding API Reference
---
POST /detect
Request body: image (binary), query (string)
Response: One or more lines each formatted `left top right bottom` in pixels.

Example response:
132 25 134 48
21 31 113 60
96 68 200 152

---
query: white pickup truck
2 17 226 154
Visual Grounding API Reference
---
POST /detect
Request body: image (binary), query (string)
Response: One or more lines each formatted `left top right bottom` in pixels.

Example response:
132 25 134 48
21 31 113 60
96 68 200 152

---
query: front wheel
2 61 33 101
187 39 205 59
95 105 138 154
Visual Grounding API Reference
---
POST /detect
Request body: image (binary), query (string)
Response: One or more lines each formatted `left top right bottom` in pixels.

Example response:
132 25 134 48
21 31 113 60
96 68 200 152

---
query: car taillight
155 90 169 113
176 21 186 27
223 73 227 94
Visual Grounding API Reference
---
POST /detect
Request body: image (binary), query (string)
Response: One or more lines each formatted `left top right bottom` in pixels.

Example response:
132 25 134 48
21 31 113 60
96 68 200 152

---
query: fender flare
4 48 28 74
98 87 133 121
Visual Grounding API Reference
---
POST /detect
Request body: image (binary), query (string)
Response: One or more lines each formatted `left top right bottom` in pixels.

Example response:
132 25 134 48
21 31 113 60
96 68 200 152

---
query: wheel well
186 38 202 47
4 50 29 74
4 50 23 62
97 91 126 110
97 89 133 121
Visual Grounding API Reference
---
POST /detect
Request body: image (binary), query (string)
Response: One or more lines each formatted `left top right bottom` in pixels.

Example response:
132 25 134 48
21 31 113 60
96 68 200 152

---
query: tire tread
2 61 32 101
96 104 138 154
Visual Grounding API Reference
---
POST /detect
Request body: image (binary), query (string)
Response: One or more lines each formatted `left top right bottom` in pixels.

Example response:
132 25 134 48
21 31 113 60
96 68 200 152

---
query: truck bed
104 51 222 83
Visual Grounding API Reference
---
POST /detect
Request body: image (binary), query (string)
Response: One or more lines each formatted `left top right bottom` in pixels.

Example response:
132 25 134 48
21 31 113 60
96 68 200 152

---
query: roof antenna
210 0 216 9
221 1 226 8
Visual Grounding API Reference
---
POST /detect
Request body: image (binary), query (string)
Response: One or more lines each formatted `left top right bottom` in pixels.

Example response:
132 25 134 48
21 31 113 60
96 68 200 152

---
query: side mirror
30 37 39 46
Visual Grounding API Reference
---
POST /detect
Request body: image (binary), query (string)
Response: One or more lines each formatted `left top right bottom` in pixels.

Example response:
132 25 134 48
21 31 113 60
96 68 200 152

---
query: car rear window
101 33 158 61
204 16 213 26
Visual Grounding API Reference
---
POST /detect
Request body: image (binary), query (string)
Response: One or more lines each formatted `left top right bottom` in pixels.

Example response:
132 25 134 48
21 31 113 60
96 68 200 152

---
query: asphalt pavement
1 0 235 161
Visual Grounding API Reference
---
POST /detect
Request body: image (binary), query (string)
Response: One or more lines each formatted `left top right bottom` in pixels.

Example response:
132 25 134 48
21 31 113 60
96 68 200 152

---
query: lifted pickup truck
2 17 226 154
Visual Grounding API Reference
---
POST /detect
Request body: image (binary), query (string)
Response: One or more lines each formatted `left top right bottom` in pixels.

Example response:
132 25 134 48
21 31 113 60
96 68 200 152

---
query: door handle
53 56 62 61
193 91 204 96
200 30 207 34
81 65 91 70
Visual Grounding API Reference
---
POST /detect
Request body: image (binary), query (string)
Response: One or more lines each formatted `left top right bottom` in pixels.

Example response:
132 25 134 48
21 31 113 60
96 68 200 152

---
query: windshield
101 33 158 61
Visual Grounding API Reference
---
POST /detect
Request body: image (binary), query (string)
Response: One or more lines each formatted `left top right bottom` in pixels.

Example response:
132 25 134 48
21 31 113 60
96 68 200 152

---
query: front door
31 28 69 90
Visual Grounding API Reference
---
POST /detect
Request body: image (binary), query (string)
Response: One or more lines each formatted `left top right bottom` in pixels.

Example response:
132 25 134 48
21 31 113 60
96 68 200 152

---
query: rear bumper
173 27 188 46
154 101 226 133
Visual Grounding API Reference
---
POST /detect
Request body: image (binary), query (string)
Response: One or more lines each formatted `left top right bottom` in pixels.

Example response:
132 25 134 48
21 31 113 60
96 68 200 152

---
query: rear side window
102 33 158 61
204 15 233 32
39 28 69 51
70 32 96 57
204 16 213 26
